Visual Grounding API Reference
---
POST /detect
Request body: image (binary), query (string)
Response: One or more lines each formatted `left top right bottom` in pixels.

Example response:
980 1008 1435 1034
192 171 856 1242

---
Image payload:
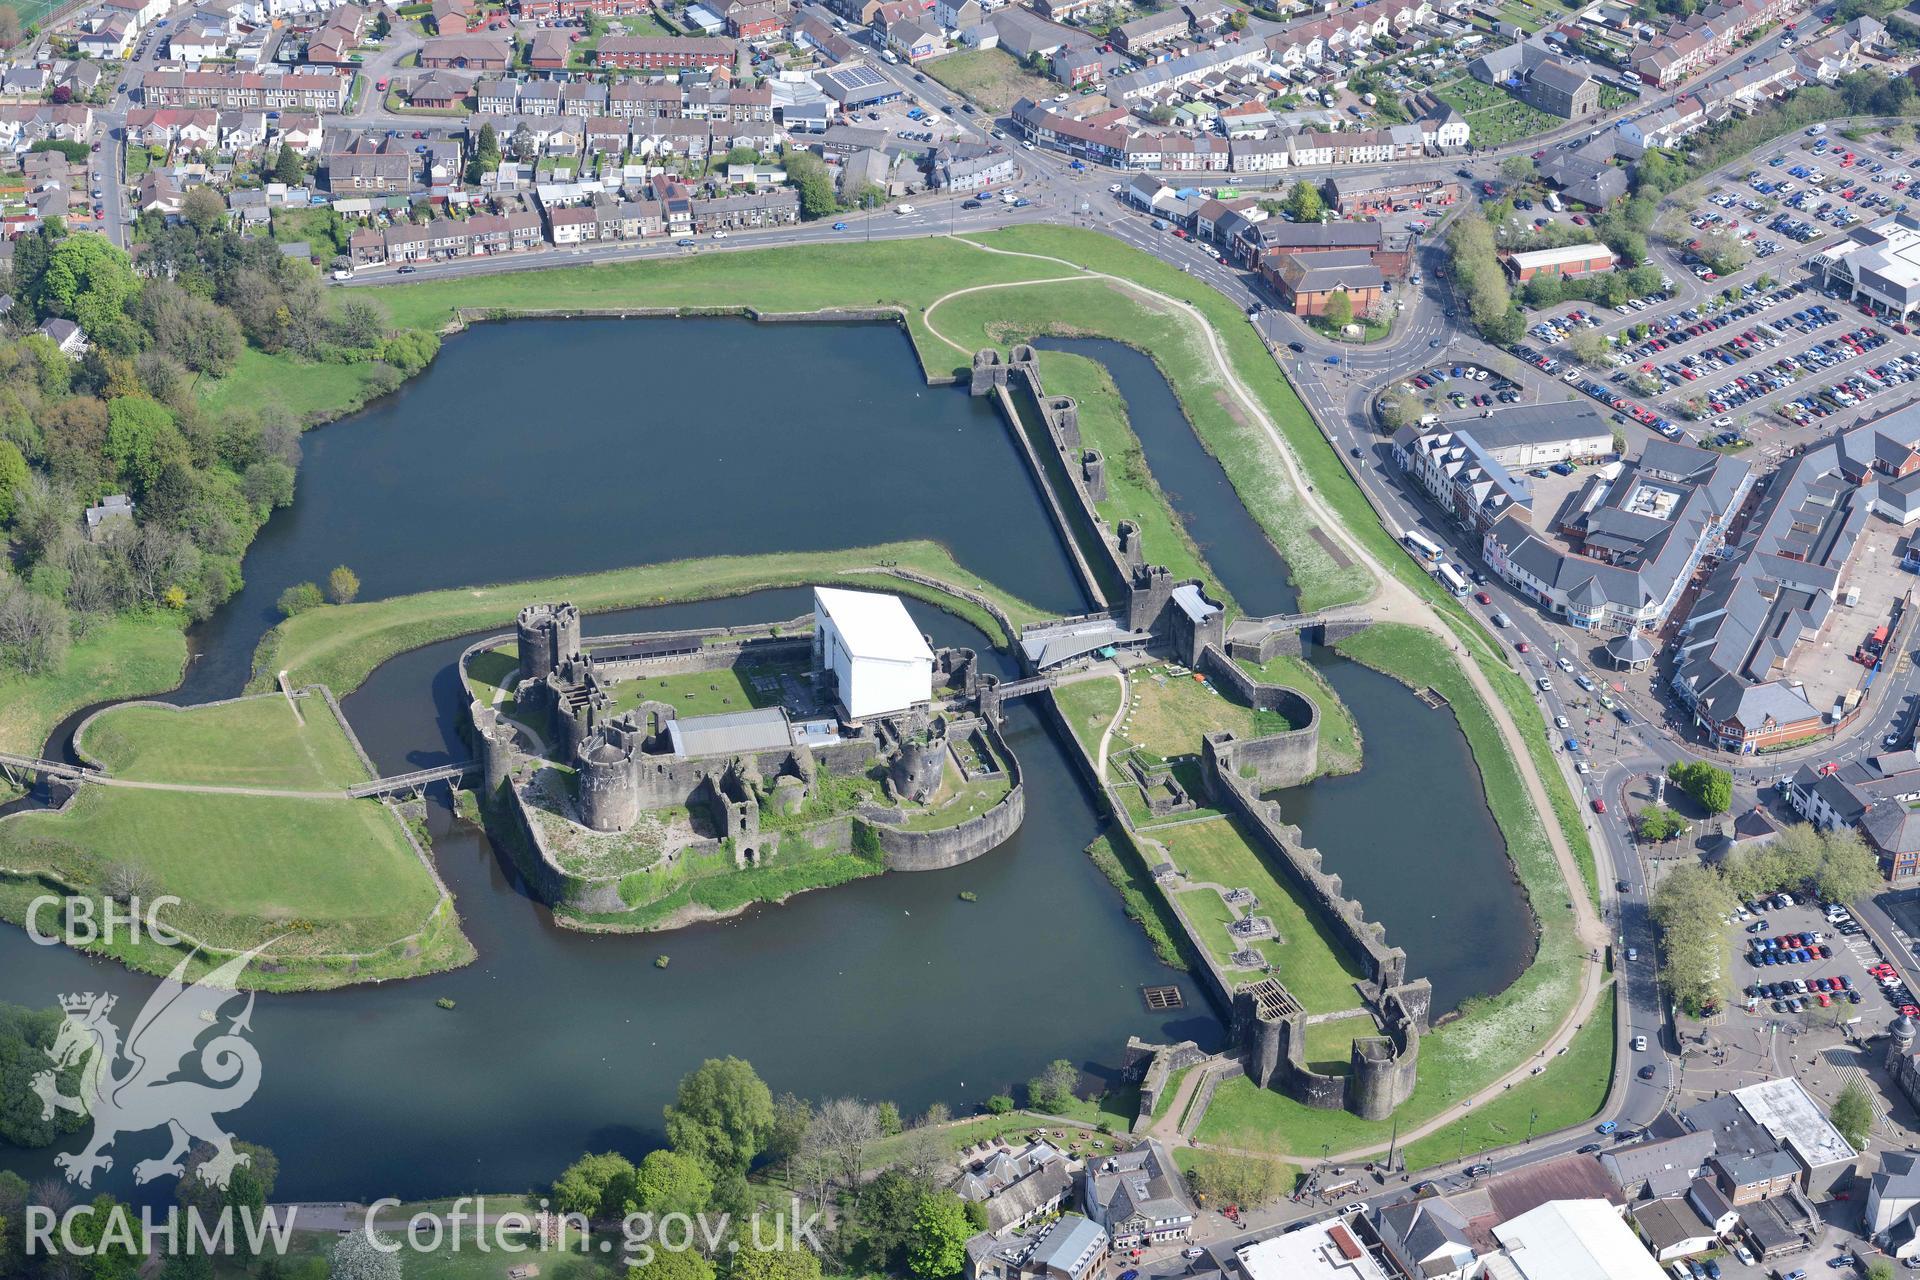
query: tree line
0 214 437 681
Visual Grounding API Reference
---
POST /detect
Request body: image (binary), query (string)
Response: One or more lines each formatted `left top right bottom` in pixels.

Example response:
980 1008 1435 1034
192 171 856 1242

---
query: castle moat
0 316 1530 1200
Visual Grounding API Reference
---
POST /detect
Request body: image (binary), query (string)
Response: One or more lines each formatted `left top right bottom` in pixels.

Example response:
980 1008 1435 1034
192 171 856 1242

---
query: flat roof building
1503 242 1617 284
813 587 934 720
1489 1199 1667 1280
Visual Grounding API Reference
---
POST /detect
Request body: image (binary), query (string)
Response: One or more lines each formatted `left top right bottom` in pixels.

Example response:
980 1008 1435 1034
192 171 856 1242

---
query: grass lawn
1235 651 1361 775
1038 349 1222 603
1157 815 1368 1015
0 786 452 964
0 612 186 757
1302 1011 1377 1076
1151 1064 1194 1122
251 541 1046 700
1399 986 1616 1171
1118 664 1280 761
891 763 1013 831
75 694 370 789
1053 675 1123 758
922 46 1058 114
612 656 811 719
1429 76 1563 148
198 348 396 426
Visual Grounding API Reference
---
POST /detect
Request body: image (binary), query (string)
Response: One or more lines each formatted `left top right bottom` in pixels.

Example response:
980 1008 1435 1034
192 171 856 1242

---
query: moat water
0 317 1525 1201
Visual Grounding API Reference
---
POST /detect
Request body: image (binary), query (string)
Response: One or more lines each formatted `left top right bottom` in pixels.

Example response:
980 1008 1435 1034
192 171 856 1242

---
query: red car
1592 798 1608 814
1475 591 1492 604
1516 641 1531 653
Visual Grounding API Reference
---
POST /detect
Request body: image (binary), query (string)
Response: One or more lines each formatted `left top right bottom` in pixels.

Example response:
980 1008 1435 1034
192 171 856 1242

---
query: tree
273 143 305 186
1500 154 1535 183
1815 827 1881 906
983 1094 1014 1114
1283 180 1323 223
810 1097 881 1193
1650 863 1733 1013
182 186 227 235
1635 805 1685 843
876 1101 902 1136
1569 329 1609 368
1025 1059 1078 1113
277 581 324 617
664 1057 775 1176
329 1231 401 1280
630 1248 715 1280
327 564 360 604
730 1243 820 1280
1667 760 1732 814
0 439 26 526
104 396 185 497
905 1194 970 1279
1323 289 1353 331
0 1003 87 1147
1185 1151 1284 1207
1867 1260 1896 1280
634 1149 713 1220
1379 389 1420 430
552 1151 637 1220
1831 1078 1874 1152
783 150 837 221
765 1092 813 1176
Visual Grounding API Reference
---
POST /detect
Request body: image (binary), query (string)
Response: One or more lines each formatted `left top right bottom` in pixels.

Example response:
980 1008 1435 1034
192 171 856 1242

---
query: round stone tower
578 722 640 832
517 602 582 683
892 721 949 804
1081 449 1107 503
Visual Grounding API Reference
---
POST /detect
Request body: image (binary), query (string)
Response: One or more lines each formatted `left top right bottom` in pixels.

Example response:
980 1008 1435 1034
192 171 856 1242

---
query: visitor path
925 238 1612 1165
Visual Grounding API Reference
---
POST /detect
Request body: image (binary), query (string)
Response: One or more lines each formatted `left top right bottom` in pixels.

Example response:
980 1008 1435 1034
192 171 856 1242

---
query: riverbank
250 540 1043 699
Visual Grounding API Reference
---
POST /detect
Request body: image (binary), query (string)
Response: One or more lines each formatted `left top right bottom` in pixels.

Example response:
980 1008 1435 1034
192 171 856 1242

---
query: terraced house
1629 0 1799 87
142 63 351 110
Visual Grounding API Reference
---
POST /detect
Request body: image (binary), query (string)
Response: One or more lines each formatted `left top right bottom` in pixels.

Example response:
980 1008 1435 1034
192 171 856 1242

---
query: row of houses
1629 0 1799 86
142 63 352 111
125 105 325 153
464 111 781 163
346 206 546 264
472 75 773 122
1010 95 1467 173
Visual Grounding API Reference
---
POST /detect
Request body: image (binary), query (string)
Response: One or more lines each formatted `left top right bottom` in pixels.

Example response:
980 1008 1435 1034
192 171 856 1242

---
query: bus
1435 562 1470 597
1402 529 1443 567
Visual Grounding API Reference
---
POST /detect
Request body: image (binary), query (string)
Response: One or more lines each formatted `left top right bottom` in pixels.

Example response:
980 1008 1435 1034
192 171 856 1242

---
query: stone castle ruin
972 341 1423 1121
465 592 1025 918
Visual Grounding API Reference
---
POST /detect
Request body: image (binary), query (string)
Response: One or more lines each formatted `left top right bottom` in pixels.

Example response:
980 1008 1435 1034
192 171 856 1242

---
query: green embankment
0 612 187 756
0 695 469 990
1036 349 1220 602
75 694 369 789
251 541 1046 699
1399 986 1617 1171
1194 621 1588 1160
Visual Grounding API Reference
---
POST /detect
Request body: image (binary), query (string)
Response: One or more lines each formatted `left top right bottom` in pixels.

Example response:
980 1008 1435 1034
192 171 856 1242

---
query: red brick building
595 34 737 69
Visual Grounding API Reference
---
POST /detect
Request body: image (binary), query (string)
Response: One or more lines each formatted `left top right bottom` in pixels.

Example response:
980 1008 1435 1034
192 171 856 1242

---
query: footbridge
348 761 477 798
1226 602 1378 645
990 675 1058 702
0 750 97 782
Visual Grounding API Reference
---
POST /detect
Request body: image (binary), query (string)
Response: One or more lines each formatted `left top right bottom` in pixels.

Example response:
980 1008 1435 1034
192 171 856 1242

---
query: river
0 316 1524 1202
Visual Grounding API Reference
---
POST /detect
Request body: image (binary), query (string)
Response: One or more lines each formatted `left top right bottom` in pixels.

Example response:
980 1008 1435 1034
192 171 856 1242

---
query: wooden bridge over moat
0 748 476 800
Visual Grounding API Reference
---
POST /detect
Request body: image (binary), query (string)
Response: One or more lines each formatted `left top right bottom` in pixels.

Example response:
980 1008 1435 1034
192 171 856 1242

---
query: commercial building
1263 249 1383 317
1786 748 1920 884
1814 213 1920 321
1478 439 1750 633
1080 1139 1196 1247
812 587 934 720
1673 403 1920 753
420 32 515 70
1489 1199 1667 1280
1234 1212 1410 1279
1502 242 1618 284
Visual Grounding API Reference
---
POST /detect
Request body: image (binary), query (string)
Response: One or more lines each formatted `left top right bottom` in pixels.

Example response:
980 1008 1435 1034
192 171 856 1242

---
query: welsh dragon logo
31 946 267 1190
